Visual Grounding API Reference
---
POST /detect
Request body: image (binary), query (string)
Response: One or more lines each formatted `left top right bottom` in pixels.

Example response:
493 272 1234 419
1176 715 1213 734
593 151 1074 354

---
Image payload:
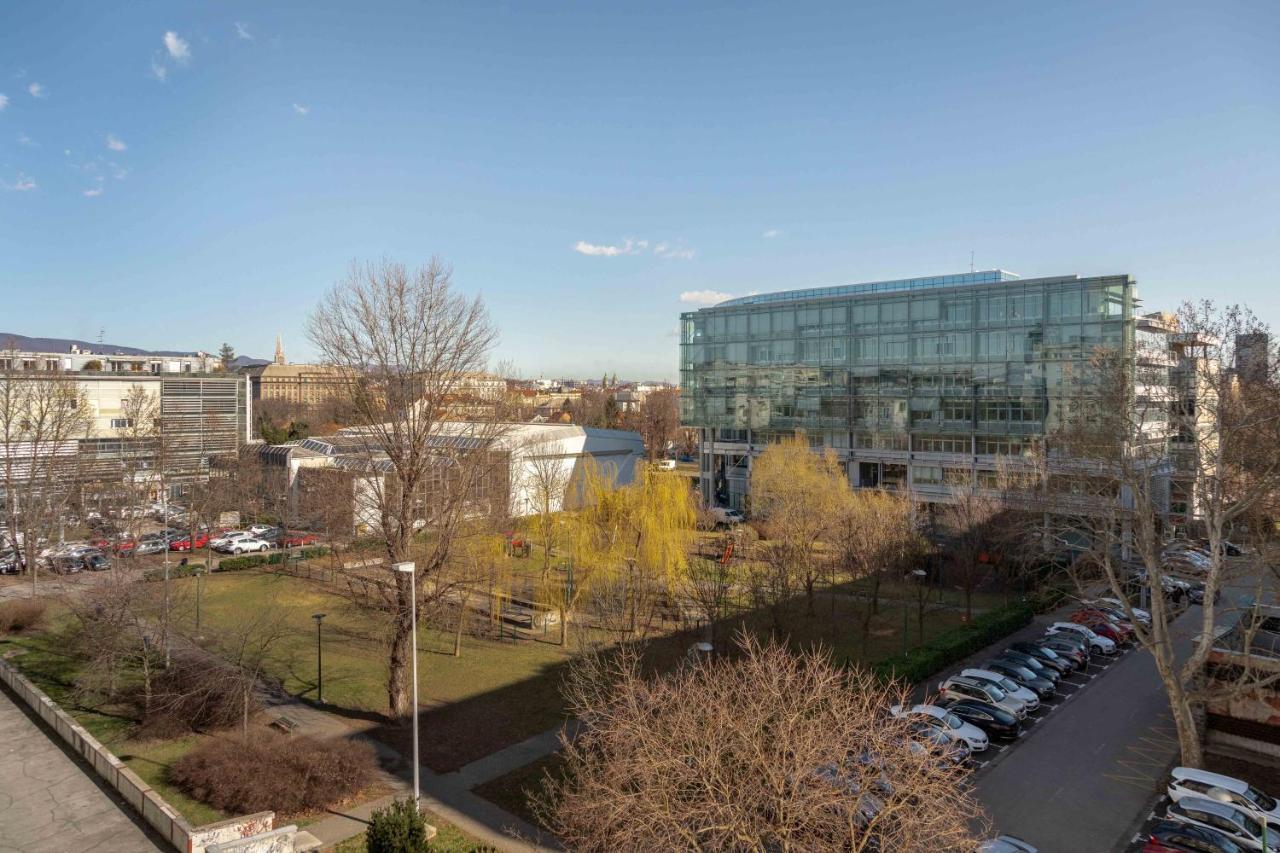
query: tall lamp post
902 569 927 655
312 612 327 704
393 562 419 810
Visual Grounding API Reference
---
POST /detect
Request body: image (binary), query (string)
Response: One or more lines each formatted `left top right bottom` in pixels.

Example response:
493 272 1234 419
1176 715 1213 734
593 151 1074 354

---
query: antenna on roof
97 327 105 345
969 251 975 273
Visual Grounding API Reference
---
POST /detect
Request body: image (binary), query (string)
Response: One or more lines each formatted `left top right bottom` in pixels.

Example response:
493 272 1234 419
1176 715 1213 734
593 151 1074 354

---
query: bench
271 714 301 734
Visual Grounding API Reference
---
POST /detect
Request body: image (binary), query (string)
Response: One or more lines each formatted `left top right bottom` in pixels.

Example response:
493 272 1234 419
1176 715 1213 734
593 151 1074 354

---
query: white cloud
762 228 781 238
574 238 646 257
292 102 310 116
83 186 103 198
235 21 254 41
27 82 45 98
654 242 696 260
4 172 37 191
106 133 126 151
0 94 8 111
17 133 35 147
164 31 191 62
679 290 732 305
150 58 168 81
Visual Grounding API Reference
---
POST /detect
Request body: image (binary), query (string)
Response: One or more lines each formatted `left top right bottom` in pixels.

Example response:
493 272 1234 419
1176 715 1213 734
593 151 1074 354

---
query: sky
1 1 1277 381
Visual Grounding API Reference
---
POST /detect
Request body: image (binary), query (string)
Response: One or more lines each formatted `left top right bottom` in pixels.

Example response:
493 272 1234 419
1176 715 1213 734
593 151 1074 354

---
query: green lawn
0 625 228 827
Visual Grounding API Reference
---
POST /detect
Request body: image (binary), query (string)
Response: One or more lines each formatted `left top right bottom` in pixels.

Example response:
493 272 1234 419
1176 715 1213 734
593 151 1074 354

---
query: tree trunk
387 568 415 719
1166 679 1204 767
453 592 470 658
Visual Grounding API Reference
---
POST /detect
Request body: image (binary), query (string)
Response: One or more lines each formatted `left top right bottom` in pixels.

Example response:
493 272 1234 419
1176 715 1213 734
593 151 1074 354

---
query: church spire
274 334 286 365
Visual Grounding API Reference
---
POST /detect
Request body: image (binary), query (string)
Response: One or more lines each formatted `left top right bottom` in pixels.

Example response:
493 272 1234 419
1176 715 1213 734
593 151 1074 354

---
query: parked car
0 553 19 575
225 537 271 555
83 553 112 572
112 538 138 557
1007 641 1074 675
1142 818 1243 853
936 698 1022 741
982 660 1056 700
889 703 989 752
1184 579 1220 606
170 532 210 552
52 555 83 574
1167 767 1279 828
211 531 253 552
655 459 677 471
1164 796 1272 851
998 649 1063 685
134 539 167 556
280 531 319 548
1047 622 1117 655
907 721 971 766
962 668 1042 709
1070 614 1129 646
979 837 1038 853
1036 637 1089 670
937 675 1027 719
247 524 275 537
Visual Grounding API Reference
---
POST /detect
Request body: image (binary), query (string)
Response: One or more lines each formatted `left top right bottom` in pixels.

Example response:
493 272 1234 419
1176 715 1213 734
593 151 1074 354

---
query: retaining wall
0 656 274 853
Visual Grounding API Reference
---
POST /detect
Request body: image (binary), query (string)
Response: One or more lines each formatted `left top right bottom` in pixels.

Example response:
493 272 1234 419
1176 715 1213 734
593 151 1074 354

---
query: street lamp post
312 612 327 704
393 562 419 811
903 569 927 654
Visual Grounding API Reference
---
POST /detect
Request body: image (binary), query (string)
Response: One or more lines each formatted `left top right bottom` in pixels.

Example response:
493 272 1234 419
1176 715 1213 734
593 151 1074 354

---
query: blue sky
2 1 1277 380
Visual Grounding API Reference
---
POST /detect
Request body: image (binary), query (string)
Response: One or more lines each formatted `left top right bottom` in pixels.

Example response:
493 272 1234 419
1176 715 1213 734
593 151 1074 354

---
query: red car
280 531 319 548
112 538 138 556
170 532 210 552
1070 615 1127 645
89 537 112 550
1072 608 1136 640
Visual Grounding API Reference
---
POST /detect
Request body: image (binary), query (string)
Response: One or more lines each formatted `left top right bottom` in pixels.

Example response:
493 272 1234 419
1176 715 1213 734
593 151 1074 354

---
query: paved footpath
0 684 166 853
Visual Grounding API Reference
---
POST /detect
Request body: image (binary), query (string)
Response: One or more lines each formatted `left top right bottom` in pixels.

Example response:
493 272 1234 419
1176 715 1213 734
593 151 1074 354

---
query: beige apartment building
243 337 348 406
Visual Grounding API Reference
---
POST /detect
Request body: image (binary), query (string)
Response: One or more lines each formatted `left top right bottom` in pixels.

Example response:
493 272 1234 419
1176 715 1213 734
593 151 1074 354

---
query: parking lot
968 641 1137 773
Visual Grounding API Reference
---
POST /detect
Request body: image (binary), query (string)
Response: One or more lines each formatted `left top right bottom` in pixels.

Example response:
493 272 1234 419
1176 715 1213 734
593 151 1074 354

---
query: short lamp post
393 561 419 811
312 612 327 704
903 569 927 655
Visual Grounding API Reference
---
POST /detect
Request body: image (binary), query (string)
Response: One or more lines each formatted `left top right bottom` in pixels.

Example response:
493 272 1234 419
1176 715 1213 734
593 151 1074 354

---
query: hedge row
217 546 329 573
871 601 1035 685
141 547 329 580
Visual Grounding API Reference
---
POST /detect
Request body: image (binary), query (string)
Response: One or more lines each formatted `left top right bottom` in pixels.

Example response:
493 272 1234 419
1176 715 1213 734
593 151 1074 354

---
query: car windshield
1244 786 1277 812
982 684 1006 702
996 677 1020 692
942 712 962 730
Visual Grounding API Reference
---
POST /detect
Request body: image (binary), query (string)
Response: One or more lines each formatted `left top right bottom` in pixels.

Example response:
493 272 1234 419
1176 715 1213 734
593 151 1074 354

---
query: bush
216 546 330 574
872 601 1034 684
142 563 205 582
367 798 431 853
170 731 377 817
0 599 47 633
132 651 254 739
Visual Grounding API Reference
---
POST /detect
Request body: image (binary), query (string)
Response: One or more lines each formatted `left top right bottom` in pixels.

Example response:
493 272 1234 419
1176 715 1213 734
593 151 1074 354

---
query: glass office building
679 271 1143 509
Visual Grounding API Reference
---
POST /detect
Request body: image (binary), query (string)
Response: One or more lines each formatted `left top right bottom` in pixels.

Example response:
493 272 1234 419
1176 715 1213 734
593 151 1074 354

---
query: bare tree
635 388 680 463
540 633 988 852
513 436 574 581
1014 304 1280 766
307 257 502 718
834 489 923 649
935 484 1003 621
0 348 92 595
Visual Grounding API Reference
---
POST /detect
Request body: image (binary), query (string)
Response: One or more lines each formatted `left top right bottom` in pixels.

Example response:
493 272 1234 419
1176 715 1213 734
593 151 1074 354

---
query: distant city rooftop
715 269 1022 308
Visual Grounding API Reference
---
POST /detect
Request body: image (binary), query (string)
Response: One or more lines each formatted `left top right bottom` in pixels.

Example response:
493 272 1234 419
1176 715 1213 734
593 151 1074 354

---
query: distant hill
0 332 267 367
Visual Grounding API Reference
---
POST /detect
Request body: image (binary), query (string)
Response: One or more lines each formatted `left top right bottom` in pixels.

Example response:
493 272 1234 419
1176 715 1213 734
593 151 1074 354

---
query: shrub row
0 599 48 633
871 601 1035 685
217 546 329 573
140 546 330 579
142 562 206 582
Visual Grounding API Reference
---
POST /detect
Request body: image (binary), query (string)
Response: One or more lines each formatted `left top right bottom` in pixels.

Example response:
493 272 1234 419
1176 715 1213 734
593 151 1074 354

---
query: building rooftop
715 269 1022 308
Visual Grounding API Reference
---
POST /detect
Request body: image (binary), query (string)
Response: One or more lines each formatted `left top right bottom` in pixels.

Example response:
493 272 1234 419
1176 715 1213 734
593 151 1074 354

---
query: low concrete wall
0 656 274 853
203 823 297 853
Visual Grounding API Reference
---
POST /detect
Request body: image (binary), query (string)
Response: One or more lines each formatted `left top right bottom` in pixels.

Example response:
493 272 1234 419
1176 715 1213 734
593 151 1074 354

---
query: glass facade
679 272 1138 508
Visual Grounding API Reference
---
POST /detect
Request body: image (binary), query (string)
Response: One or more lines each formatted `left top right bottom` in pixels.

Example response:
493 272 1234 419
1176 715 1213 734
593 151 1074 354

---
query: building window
110 417 134 429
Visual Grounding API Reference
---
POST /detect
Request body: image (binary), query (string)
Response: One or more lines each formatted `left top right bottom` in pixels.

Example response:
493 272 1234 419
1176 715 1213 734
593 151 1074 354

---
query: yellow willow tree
556 460 696 644
750 433 850 623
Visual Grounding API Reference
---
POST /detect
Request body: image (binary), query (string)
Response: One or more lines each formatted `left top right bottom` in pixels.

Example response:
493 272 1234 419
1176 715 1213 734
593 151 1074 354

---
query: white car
978 837 1037 853
1046 622 1117 655
937 675 1028 720
211 531 253 552
1168 767 1280 831
1095 598 1152 626
1165 796 1273 852
890 703 989 752
226 537 271 555
961 669 1040 712
248 524 274 537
